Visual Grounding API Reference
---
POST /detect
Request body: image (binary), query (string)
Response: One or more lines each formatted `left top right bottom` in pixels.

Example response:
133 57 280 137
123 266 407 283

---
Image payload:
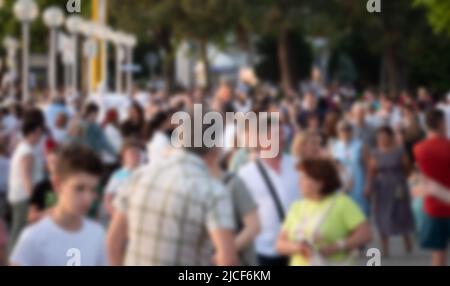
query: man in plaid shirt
107 145 238 266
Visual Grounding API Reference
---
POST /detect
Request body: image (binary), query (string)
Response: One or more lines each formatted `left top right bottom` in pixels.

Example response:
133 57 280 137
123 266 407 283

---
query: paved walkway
359 236 431 266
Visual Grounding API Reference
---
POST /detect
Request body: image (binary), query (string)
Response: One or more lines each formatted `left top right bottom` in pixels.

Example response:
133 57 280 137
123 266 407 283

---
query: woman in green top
276 159 372 266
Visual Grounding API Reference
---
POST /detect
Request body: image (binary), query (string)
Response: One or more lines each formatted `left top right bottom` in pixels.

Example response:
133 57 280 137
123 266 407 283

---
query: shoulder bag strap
256 160 286 222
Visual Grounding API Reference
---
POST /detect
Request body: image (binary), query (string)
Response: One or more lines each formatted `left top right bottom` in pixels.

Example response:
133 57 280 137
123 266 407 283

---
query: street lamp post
2 37 19 100
80 20 98 95
111 31 126 95
124 34 137 96
43 6 65 98
66 15 83 93
13 0 39 103
3 37 19 75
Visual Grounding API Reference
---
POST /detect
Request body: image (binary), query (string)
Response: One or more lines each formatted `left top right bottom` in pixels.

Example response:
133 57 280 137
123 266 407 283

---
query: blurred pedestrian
331 120 369 215
414 109 450 266
350 103 377 149
121 102 145 141
205 144 260 266
10 145 106 266
366 126 414 257
238 117 300 266
102 109 123 155
0 219 7 266
28 140 59 224
7 118 45 253
276 159 372 266
0 141 9 219
80 103 117 160
108 119 238 266
102 140 142 222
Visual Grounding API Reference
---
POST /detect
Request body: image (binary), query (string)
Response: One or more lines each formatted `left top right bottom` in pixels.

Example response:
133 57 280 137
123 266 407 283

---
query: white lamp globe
14 0 39 22
3 36 19 50
112 31 126 46
94 25 109 40
126 35 137 48
43 6 65 28
66 15 83 34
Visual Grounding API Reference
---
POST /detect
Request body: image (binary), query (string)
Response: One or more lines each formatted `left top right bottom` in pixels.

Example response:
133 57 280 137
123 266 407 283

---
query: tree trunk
163 55 175 94
278 28 293 94
199 39 211 91
236 26 255 66
158 28 175 94
384 46 400 98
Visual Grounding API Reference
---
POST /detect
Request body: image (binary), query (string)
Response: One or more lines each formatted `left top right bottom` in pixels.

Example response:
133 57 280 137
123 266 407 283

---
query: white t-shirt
10 217 107 266
146 131 171 163
8 142 44 204
104 124 123 153
238 155 300 257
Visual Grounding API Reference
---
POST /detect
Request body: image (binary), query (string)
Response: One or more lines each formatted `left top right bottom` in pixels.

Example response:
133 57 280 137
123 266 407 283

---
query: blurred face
377 132 392 149
312 68 321 82
55 173 99 217
303 135 323 159
46 152 58 176
129 106 141 122
123 147 141 169
381 98 393 112
353 107 366 123
236 92 247 102
364 91 375 102
89 111 99 122
307 117 320 130
401 92 412 103
418 88 429 101
304 93 317 110
338 128 353 142
30 128 43 144
300 171 323 199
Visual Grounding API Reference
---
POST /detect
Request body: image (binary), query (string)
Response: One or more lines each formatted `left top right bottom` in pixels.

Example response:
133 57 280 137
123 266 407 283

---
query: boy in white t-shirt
10 145 107 266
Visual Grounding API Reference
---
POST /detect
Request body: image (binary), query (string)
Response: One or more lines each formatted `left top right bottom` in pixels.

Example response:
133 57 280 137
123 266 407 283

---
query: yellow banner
90 0 107 93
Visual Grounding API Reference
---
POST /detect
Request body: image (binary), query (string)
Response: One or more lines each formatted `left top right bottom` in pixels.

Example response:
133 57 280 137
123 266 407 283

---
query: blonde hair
291 132 308 159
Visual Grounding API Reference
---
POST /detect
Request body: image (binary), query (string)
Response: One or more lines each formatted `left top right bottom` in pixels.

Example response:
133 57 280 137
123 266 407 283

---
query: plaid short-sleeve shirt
114 150 235 266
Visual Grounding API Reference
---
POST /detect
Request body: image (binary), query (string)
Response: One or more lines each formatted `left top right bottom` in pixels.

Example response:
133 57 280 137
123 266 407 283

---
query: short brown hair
425 109 445 131
55 145 103 180
297 159 341 196
120 139 142 156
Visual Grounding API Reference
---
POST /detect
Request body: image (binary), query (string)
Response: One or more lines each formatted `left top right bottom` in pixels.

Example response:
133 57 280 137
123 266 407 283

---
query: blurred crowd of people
1 69 450 266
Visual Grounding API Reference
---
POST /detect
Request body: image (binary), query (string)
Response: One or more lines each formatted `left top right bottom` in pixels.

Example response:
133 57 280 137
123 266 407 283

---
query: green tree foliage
0 0 90 53
415 0 450 36
108 0 240 90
